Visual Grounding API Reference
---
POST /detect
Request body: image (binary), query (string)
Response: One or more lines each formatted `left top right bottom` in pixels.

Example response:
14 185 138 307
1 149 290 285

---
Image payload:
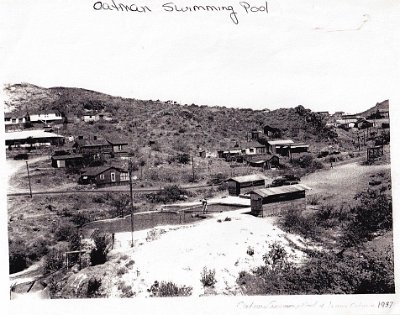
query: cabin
73 137 113 156
51 154 84 168
246 155 279 169
5 130 65 149
226 174 268 196
244 141 267 155
29 111 63 123
106 137 128 156
82 111 99 122
78 166 129 187
250 184 311 217
247 129 262 141
263 125 282 138
266 139 294 155
4 112 29 126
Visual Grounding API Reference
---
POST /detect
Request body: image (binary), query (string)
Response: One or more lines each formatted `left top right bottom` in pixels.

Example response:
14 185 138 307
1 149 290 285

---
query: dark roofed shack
78 166 129 187
51 154 84 168
226 174 268 196
250 184 311 217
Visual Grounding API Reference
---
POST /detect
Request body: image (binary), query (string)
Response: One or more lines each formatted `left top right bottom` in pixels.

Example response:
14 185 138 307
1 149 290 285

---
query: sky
0 0 399 113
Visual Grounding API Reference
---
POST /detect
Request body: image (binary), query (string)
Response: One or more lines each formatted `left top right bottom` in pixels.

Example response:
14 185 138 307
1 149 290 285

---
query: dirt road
302 161 390 200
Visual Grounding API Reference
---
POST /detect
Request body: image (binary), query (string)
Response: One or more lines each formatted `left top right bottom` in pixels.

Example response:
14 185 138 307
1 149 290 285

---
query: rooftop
52 154 83 160
81 166 126 176
267 139 294 145
252 184 311 198
228 174 268 183
5 130 64 141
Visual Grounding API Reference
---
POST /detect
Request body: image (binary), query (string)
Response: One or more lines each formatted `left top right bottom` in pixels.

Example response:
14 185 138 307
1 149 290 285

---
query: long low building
226 174 269 196
250 184 311 217
5 130 65 148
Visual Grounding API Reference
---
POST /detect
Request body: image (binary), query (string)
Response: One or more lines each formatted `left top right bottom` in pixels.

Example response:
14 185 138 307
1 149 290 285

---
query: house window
120 173 129 181
111 173 116 182
118 145 123 150
249 148 254 153
99 174 105 180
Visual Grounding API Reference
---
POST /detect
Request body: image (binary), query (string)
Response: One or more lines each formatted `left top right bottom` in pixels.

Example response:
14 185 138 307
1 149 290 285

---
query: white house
30 111 63 123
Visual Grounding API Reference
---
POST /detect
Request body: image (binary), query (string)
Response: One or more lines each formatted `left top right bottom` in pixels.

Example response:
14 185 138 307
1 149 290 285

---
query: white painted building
30 111 63 123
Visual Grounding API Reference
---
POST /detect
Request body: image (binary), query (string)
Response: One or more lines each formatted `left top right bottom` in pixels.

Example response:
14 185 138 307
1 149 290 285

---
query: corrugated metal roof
52 154 83 160
228 174 268 183
5 130 64 141
252 184 311 197
267 139 294 145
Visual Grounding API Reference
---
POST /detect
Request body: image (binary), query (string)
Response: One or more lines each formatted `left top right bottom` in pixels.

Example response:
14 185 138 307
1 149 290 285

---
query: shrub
87 277 102 298
44 250 64 273
148 281 193 297
71 213 90 227
247 246 254 256
90 233 110 266
9 239 28 274
200 267 217 287
54 224 79 242
146 185 189 204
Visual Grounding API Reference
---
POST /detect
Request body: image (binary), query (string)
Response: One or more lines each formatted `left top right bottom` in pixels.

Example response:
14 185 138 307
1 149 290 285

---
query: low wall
83 203 246 235
83 210 204 235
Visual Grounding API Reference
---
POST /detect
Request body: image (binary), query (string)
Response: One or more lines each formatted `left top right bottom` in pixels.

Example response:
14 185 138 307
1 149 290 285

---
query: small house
4 112 29 126
226 174 268 196
266 139 294 155
78 166 129 187
29 111 63 123
246 155 279 169
82 111 99 122
73 137 113 156
244 141 267 155
263 125 282 138
51 154 84 168
250 184 311 217
106 137 129 156
5 130 65 149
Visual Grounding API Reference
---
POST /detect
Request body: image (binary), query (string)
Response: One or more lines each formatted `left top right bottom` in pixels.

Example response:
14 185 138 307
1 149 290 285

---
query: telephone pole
128 159 134 247
191 156 195 182
26 161 32 198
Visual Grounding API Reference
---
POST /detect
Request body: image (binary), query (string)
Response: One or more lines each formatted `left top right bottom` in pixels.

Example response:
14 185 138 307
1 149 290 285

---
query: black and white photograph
1 0 399 314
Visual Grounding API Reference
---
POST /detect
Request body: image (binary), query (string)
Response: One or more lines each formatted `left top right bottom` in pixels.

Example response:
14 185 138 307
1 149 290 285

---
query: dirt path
302 161 390 200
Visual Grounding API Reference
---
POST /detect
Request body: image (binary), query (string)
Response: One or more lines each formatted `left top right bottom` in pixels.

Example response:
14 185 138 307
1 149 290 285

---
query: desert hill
3 83 381 154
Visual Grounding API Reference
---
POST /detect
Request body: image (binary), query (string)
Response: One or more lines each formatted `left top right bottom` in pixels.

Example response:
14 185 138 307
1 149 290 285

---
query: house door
111 172 116 182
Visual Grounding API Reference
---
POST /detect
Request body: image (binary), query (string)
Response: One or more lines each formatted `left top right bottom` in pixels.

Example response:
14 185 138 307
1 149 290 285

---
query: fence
82 203 245 235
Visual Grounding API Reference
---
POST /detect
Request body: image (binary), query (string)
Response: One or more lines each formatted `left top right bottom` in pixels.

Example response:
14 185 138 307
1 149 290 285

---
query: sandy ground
107 208 314 297
302 162 390 199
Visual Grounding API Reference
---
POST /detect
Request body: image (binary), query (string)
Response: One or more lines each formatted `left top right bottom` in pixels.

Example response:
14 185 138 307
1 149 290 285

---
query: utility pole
192 156 195 182
26 161 32 198
128 159 134 248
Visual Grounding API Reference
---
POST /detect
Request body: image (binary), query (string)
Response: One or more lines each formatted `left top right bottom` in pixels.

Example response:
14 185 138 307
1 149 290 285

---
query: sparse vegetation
148 281 193 297
200 267 217 288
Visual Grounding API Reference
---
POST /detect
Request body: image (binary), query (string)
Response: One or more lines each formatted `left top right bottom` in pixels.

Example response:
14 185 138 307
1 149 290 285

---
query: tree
139 159 146 179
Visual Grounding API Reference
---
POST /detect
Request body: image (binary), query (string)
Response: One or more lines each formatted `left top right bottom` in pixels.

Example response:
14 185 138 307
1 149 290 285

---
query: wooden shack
250 184 310 217
51 154 84 168
226 174 268 196
78 166 129 187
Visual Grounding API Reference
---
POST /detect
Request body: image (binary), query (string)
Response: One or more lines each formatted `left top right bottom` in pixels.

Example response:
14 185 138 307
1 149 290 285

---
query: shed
51 154 84 168
226 174 268 196
78 166 129 187
250 184 311 217
266 139 294 155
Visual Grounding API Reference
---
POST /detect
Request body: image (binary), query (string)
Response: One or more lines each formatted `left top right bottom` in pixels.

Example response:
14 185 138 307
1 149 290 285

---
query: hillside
4 83 351 154
357 99 389 118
